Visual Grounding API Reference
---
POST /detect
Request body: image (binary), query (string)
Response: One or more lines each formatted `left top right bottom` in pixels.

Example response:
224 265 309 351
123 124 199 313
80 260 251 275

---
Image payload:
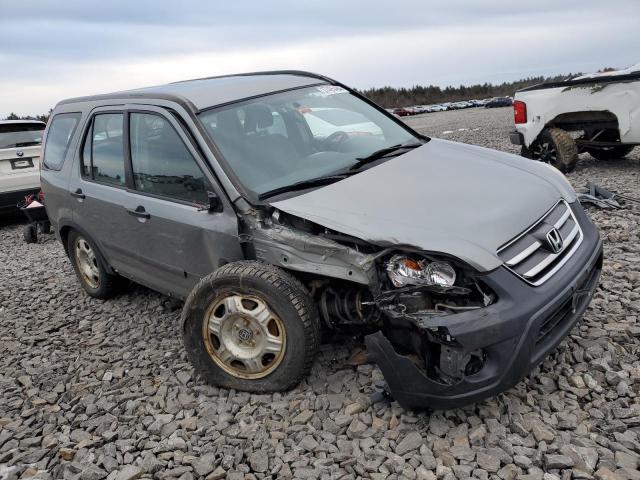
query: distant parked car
392 107 412 117
0 120 46 212
485 97 513 108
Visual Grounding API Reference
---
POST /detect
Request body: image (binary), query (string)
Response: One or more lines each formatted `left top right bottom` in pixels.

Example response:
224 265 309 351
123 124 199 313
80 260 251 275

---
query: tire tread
181 261 320 392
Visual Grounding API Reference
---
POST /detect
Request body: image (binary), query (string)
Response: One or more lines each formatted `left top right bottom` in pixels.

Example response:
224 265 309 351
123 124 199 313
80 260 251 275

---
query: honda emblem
545 227 563 254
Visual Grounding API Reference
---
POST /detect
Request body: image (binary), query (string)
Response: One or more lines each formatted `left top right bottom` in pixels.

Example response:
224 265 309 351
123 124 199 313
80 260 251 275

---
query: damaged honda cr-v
41 71 603 409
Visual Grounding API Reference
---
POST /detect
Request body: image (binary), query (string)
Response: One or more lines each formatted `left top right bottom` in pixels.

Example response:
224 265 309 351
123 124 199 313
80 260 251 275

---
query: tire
67 230 121 299
23 225 37 244
182 261 321 392
523 128 578 173
586 145 634 161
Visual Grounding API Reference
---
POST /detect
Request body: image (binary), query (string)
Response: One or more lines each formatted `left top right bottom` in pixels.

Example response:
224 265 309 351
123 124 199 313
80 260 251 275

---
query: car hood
271 138 576 272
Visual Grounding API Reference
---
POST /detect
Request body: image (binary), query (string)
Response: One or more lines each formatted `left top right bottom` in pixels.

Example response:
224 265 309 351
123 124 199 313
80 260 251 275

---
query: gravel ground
1 107 639 480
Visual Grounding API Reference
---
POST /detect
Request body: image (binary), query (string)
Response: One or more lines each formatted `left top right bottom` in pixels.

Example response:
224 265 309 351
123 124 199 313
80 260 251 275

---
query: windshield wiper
258 174 349 200
351 142 423 170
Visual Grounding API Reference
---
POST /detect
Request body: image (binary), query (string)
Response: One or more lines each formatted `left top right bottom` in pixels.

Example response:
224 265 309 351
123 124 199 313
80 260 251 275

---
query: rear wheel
23 224 37 244
586 145 634 161
67 230 122 299
182 261 320 392
522 128 578 173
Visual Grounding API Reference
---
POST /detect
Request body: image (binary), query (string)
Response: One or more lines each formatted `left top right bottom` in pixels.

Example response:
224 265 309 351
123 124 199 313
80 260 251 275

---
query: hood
271 139 576 272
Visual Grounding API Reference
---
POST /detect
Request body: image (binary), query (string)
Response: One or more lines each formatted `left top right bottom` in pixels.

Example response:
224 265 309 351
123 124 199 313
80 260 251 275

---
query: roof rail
170 70 338 86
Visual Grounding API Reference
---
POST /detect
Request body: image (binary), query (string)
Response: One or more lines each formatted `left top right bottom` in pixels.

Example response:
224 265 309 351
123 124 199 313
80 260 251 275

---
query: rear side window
82 113 125 187
129 113 211 204
43 113 81 170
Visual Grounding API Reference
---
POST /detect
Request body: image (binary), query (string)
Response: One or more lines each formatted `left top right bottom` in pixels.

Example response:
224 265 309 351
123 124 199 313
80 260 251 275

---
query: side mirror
207 191 222 213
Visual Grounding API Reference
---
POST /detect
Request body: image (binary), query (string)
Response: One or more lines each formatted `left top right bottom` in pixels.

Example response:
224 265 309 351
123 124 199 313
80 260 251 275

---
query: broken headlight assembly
386 254 456 288
376 252 497 386
377 252 496 317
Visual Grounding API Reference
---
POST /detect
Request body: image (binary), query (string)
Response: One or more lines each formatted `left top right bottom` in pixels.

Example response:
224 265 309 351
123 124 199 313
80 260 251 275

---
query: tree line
357 74 578 108
3 110 52 123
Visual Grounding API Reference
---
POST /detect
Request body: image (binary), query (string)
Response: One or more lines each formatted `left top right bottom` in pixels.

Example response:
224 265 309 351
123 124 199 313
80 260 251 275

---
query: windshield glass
198 85 418 197
0 123 45 149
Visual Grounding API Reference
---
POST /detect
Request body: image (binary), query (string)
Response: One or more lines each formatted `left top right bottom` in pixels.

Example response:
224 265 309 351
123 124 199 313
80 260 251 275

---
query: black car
485 97 513 108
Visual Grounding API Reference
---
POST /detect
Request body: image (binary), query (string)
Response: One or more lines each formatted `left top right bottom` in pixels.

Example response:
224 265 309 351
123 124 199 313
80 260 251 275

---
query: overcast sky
1 0 638 117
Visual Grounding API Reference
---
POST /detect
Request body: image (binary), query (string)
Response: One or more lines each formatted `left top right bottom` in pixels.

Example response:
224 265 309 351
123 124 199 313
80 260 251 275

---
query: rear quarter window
43 113 81 170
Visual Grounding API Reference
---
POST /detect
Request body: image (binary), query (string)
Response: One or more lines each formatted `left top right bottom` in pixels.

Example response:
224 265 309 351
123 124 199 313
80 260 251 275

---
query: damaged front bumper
366 211 603 410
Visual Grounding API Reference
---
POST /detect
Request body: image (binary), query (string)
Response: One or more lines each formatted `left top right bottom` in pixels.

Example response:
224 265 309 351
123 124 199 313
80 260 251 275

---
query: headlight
386 254 456 288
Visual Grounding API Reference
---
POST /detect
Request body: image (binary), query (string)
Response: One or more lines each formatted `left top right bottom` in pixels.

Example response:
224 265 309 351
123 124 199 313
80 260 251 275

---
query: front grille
497 201 583 286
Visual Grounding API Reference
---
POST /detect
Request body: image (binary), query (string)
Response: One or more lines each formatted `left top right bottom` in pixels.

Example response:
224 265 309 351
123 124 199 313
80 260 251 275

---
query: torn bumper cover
366 214 603 410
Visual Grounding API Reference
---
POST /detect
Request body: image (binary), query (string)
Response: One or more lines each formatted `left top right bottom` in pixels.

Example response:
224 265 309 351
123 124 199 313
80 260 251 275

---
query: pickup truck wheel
182 261 320 392
524 128 578 173
586 145 634 161
67 230 122 299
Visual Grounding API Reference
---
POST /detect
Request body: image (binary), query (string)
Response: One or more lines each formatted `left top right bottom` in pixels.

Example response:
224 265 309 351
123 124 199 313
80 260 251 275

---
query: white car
510 63 640 172
0 120 46 212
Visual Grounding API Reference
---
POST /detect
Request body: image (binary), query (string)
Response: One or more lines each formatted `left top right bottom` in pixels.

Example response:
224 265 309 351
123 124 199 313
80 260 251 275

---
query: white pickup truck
510 64 639 172
0 120 45 212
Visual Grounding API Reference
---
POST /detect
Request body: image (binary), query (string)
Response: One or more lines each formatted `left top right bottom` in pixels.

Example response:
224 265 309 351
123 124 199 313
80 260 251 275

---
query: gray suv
41 71 603 409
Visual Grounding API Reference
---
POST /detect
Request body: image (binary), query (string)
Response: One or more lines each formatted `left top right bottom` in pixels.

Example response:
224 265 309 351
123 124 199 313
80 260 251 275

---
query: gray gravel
1 107 639 480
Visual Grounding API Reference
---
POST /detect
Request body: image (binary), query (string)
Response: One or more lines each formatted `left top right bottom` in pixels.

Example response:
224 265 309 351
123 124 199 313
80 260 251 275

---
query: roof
58 71 331 112
0 120 46 125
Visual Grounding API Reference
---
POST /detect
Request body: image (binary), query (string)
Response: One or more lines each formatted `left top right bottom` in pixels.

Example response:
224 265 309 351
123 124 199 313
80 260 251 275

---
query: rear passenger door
69 110 135 272
120 107 241 298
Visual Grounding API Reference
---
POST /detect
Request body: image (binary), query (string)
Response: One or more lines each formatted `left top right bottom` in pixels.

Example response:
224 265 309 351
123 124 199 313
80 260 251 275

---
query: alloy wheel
532 141 558 167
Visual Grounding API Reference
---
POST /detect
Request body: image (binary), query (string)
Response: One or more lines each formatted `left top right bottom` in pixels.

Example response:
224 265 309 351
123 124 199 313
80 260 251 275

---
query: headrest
216 109 243 138
244 104 274 132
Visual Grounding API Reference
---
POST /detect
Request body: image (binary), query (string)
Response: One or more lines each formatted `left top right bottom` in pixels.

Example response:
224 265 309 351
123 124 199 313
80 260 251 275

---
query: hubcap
533 141 558 166
203 294 286 379
74 237 100 289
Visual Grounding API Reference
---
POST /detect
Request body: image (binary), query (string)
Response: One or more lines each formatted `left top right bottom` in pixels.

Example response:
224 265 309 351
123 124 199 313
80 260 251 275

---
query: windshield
0 123 45 149
198 85 419 197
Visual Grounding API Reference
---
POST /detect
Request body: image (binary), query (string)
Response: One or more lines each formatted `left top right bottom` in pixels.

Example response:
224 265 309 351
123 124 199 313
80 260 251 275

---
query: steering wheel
323 130 349 147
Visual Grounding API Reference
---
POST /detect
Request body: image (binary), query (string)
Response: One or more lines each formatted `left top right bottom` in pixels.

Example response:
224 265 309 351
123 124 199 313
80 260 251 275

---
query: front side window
43 114 80 170
129 113 210 204
198 85 418 198
82 113 125 187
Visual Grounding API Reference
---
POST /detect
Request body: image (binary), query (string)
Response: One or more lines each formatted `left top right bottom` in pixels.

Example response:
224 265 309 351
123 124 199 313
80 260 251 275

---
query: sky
1 0 639 117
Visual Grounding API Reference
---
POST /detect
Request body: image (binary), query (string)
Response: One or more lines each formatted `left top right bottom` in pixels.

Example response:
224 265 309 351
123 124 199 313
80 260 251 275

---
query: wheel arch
58 220 116 275
545 110 619 132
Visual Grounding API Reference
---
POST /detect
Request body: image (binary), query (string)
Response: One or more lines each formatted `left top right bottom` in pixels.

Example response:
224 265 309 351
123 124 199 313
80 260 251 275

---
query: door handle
127 206 151 219
70 189 85 199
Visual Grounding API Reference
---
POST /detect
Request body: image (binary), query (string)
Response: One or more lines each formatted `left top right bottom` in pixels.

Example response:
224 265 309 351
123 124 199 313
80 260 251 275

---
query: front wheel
182 262 320 392
522 128 578 173
586 145 634 161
